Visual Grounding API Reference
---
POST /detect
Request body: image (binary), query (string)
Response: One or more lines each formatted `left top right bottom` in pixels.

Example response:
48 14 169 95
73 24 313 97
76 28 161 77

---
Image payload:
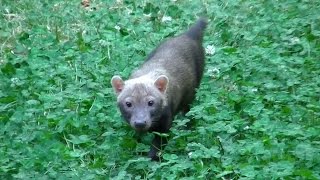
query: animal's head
111 75 169 131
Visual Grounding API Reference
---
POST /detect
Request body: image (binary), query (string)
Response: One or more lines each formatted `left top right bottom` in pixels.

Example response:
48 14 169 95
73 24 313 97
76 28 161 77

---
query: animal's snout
134 121 147 129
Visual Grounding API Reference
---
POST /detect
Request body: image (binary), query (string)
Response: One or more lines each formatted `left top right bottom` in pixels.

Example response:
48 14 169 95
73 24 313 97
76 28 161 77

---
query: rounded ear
154 75 169 93
111 76 124 95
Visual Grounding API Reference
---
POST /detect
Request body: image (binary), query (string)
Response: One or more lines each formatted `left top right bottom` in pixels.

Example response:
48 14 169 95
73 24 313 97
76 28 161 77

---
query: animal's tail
185 18 207 42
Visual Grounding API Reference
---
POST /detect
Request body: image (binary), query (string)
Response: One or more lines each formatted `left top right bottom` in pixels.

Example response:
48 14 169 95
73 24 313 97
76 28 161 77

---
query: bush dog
111 19 207 160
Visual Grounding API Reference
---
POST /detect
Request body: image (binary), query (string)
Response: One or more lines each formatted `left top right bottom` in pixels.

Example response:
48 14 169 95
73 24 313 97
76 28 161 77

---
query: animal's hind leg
181 91 197 129
181 90 196 114
182 105 191 114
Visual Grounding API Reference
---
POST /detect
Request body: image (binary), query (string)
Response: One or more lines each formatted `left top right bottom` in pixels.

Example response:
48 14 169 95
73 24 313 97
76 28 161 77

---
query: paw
148 149 160 161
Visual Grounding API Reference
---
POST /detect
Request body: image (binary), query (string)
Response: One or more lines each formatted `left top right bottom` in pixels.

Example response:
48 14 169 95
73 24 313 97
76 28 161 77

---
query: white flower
161 16 172 22
251 88 258 93
98 40 109 47
228 83 238 91
243 126 250 130
143 13 151 18
10 77 20 87
126 8 133 15
188 152 193 158
11 77 19 84
290 37 300 44
205 45 216 55
207 67 220 74
116 0 123 4
207 67 220 78
114 25 121 31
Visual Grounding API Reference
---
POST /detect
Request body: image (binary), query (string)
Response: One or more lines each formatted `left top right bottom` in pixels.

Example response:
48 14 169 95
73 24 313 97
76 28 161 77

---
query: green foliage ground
1 0 320 179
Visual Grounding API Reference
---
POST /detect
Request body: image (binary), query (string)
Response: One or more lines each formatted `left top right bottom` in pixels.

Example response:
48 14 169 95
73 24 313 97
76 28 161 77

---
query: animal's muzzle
134 121 147 129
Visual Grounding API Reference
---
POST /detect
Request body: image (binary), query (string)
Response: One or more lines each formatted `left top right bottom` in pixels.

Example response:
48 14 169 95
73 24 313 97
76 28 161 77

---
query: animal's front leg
148 107 172 161
148 134 168 161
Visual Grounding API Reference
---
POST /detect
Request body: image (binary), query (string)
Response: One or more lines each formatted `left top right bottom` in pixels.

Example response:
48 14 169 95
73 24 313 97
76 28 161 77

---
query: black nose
134 121 146 129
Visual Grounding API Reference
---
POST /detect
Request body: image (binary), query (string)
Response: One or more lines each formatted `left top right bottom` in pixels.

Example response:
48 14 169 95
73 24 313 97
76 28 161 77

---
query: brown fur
111 19 207 160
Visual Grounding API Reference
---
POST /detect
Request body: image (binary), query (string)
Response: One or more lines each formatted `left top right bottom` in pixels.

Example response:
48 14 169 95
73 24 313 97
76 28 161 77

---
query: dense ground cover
1 0 319 179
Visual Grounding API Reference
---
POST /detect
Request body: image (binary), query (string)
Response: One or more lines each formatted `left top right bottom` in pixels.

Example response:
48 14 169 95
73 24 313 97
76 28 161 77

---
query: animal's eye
126 102 132 108
148 100 154 106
